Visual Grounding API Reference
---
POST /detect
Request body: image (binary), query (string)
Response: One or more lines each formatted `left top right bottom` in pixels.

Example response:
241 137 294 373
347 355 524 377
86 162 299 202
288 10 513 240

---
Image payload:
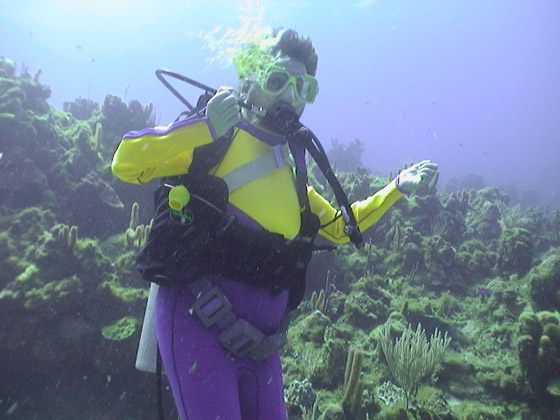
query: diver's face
244 58 309 119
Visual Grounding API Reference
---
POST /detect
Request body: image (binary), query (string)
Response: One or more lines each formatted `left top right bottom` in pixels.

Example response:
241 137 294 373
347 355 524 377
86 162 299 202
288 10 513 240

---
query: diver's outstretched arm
309 160 439 244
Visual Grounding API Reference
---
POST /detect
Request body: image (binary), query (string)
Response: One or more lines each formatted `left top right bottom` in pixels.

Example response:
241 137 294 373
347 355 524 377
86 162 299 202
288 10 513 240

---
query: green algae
101 280 148 303
101 316 138 341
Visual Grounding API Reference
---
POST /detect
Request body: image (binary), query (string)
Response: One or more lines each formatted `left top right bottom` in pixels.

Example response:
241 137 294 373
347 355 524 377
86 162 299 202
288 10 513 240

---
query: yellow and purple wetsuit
112 115 403 420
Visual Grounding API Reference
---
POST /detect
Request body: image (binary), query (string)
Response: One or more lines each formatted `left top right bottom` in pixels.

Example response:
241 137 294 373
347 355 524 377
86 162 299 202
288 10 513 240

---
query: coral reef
529 251 560 311
496 227 534 276
1 54 560 420
0 56 156 419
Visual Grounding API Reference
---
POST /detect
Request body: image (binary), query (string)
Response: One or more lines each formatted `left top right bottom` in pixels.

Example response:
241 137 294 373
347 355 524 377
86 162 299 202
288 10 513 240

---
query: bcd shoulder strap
189 132 234 175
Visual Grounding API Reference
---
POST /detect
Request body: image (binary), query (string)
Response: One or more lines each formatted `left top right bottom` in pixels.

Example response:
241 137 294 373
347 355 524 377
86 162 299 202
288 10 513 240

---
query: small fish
0 152 3 160
91 58 96 63
75 45 82 50
477 288 490 296
458 143 463 147
7 402 18 416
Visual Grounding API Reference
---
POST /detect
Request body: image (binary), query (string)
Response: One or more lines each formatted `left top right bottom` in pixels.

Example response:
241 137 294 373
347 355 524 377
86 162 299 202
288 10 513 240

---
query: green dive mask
259 65 319 104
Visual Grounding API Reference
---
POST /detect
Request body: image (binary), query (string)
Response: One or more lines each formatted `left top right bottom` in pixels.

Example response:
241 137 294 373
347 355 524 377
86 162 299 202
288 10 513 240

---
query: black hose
156 346 165 420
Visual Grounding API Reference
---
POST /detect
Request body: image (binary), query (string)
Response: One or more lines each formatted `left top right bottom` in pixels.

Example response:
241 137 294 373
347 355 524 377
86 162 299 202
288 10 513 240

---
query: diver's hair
269 28 318 76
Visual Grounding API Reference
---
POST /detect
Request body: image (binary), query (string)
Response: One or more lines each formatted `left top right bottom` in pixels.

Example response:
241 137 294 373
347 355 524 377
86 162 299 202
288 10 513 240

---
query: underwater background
1 0 559 419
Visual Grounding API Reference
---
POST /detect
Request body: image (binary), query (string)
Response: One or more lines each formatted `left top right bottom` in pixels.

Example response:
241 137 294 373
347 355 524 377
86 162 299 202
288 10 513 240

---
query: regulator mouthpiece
259 102 302 136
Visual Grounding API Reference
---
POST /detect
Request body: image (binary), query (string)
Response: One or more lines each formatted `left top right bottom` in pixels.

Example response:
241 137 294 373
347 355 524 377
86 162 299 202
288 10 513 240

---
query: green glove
206 87 241 138
397 160 439 193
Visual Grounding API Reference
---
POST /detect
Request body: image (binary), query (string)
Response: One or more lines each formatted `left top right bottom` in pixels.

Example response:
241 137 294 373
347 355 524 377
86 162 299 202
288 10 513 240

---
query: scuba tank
135 282 159 373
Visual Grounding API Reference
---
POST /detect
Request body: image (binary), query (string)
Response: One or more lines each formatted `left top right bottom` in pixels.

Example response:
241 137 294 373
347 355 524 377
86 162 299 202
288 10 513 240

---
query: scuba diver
111 28 438 420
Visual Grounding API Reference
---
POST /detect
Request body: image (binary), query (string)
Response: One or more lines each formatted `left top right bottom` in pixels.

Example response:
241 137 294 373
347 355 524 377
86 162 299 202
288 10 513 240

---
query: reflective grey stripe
222 144 288 194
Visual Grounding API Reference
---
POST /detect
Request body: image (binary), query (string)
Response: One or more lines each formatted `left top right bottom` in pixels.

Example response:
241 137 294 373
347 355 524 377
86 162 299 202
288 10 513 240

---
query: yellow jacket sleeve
111 118 214 184
308 179 404 244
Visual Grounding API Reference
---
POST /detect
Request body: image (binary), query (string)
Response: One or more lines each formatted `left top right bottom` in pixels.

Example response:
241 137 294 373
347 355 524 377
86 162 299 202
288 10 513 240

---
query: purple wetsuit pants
156 274 289 420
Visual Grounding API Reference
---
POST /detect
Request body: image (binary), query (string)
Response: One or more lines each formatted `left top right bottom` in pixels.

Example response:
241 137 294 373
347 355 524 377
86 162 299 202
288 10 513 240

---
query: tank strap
188 276 289 361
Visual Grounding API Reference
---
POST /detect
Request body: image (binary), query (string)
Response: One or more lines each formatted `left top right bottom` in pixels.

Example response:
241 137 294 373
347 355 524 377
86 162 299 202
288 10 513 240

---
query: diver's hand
396 160 439 193
207 87 241 138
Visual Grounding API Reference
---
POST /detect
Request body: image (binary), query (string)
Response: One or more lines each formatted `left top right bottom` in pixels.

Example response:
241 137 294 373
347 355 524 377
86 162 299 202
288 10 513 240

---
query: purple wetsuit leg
156 274 289 420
